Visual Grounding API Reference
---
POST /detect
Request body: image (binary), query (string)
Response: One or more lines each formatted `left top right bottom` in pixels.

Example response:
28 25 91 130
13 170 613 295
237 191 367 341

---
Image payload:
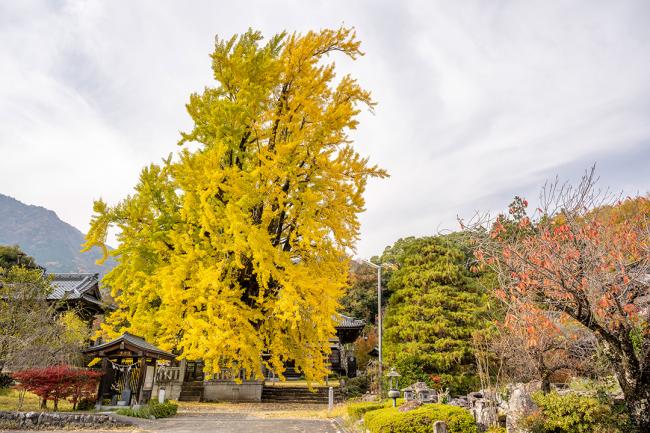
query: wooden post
96 358 109 409
135 356 147 405
433 420 448 433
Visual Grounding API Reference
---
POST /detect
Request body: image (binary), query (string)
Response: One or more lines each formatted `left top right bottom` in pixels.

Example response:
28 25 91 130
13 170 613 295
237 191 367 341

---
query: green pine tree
382 235 489 395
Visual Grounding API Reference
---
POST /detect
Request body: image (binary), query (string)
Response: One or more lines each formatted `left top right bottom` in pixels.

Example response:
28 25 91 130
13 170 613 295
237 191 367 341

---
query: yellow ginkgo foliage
83 27 386 382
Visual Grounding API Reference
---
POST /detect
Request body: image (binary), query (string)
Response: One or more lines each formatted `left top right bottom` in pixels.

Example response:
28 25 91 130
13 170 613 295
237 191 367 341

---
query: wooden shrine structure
82 333 174 407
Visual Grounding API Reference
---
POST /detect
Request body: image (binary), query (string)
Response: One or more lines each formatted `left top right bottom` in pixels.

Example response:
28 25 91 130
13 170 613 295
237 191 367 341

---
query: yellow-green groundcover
363 404 478 433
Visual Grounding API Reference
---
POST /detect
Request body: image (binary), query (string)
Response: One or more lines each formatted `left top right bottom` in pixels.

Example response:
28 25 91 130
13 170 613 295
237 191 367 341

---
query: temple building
68 271 366 403
48 273 108 322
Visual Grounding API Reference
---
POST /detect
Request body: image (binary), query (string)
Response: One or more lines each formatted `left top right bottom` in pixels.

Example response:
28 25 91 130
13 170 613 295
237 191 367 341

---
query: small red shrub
12 365 102 410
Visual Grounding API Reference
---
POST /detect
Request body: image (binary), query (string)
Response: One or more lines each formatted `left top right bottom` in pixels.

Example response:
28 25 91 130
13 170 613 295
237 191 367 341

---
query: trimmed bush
116 400 178 419
348 401 390 420
521 391 631 433
364 404 478 433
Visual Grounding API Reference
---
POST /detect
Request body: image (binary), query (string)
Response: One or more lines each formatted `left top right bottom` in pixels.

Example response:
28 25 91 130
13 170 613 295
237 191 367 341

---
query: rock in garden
397 400 423 412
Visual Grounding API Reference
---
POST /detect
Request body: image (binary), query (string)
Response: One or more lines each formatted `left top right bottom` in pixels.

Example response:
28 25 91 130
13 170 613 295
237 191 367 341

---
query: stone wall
0 411 131 429
202 381 263 402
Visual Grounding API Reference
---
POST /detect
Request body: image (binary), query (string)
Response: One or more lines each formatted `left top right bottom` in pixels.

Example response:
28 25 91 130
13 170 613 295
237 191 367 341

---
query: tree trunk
540 374 551 394
594 328 649 432
536 354 551 394
624 387 650 433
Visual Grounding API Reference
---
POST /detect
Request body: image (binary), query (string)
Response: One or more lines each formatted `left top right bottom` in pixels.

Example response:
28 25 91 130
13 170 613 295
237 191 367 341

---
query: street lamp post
362 260 382 397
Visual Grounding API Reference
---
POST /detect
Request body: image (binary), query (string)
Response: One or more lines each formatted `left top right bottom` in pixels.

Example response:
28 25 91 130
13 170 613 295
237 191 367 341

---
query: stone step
179 381 204 402
262 389 341 395
179 395 201 402
261 386 342 403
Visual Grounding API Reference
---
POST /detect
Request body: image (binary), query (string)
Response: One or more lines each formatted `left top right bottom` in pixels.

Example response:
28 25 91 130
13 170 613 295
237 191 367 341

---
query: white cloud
1 0 648 257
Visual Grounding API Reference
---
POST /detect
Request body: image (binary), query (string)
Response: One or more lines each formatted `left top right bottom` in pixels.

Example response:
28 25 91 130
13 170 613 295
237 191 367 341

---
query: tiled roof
48 273 98 300
334 313 365 329
83 332 175 360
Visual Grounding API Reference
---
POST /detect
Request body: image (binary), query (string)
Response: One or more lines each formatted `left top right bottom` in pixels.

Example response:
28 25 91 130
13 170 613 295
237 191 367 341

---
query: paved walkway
0 407 345 433
148 412 342 433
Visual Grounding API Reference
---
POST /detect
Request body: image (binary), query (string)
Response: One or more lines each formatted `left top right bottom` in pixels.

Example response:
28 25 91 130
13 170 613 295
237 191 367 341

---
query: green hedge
348 401 390 420
116 400 178 419
364 404 478 433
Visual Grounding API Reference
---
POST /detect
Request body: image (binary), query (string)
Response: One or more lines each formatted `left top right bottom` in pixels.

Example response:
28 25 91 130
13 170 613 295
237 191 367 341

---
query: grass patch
0 388 75 412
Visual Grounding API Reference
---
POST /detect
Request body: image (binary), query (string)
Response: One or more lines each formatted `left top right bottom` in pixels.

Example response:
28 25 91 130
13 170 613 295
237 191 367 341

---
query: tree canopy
83 27 386 382
0 245 39 270
469 169 650 431
382 235 489 393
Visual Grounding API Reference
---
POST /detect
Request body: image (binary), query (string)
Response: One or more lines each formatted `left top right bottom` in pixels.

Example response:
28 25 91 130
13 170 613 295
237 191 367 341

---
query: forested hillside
0 194 114 274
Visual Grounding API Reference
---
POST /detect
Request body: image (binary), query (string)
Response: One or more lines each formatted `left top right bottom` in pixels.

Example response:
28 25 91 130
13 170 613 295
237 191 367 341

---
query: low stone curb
0 410 133 429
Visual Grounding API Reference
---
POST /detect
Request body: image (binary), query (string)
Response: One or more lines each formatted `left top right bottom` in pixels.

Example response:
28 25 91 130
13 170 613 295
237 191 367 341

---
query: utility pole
362 260 382 397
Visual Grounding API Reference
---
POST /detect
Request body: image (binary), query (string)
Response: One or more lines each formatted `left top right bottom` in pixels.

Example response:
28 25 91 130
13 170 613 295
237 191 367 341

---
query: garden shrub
342 374 370 398
347 401 390 420
364 404 478 433
12 365 102 410
520 391 631 433
75 397 96 411
116 400 178 419
390 356 480 396
0 373 13 388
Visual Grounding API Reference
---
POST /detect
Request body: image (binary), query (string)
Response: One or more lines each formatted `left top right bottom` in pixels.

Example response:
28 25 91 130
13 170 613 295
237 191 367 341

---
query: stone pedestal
433 420 448 433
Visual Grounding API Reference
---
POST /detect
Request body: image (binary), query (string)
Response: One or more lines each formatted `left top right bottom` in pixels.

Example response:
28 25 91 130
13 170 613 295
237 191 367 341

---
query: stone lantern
401 384 415 401
413 381 437 403
387 368 401 407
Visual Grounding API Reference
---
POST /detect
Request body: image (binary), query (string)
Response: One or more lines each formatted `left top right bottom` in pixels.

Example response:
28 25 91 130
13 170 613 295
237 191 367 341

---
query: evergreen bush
364 404 478 433
116 400 178 419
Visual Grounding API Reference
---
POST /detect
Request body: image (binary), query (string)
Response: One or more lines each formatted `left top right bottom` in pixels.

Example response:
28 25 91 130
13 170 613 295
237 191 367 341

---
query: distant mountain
0 193 115 275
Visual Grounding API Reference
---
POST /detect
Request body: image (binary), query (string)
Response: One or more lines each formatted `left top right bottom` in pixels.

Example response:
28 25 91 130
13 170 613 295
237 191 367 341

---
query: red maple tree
12 365 102 410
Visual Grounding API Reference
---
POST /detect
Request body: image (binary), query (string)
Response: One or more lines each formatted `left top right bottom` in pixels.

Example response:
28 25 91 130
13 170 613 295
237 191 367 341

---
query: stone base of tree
202 381 263 402
0 411 132 429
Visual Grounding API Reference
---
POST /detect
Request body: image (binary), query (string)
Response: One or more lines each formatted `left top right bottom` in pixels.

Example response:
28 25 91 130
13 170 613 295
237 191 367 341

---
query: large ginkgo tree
83 28 386 382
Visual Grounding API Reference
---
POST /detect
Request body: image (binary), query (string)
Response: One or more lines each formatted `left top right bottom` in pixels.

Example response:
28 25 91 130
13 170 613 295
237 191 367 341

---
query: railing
156 366 181 383
210 368 248 382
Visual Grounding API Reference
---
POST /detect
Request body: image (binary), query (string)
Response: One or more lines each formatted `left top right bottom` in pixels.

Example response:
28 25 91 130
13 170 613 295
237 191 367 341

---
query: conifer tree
83 28 386 382
382 235 488 393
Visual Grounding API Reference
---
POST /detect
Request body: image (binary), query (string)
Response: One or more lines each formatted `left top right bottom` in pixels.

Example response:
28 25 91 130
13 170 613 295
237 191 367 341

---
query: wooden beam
135 357 147 405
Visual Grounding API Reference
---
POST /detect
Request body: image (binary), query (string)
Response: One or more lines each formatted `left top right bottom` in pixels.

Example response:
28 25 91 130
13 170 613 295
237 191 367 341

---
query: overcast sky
1 0 649 258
